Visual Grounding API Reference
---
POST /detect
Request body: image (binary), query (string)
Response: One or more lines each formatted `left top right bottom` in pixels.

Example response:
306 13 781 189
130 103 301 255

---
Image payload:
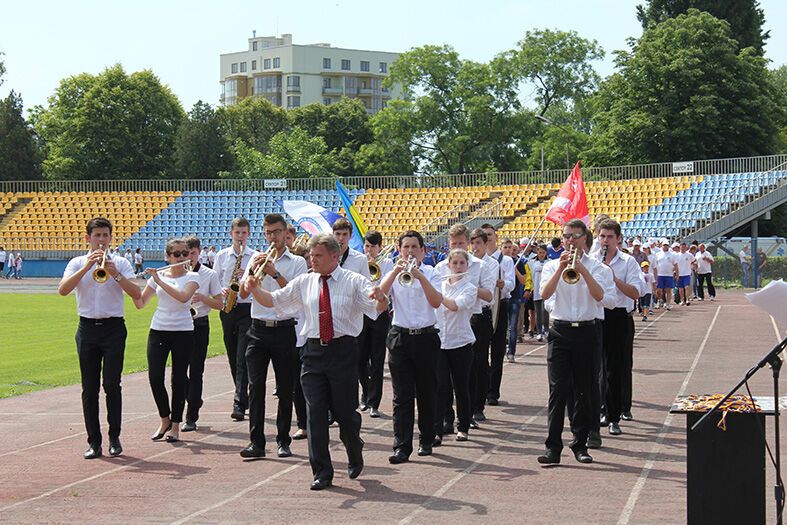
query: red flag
544 161 590 226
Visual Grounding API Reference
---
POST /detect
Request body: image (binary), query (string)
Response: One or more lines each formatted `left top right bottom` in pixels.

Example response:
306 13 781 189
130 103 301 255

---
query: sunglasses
168 250 190 258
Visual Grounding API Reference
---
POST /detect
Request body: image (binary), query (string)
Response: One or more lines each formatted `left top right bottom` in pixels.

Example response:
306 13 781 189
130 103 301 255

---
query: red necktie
319 275 334 344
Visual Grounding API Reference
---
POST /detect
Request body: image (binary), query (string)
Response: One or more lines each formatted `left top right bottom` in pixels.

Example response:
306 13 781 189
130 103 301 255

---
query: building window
379 62 388 73
263 58 271 69
360 61 370 72
345 76 358 94
287 75 300 88
252 41 258 51
231 63 238 74
323 78 331 88
341 59 351 71
273 57 281 68
255 75 282 94
287 95 301 109
240 62 247 73
251 60 257 70
323 98 331 105
323 58 331 69
224 79 238 105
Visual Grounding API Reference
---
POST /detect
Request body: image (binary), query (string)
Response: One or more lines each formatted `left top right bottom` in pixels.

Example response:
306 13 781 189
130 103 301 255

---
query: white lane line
616 305 721 525
772 316 783 342
170 418 393 525
398 406 548 525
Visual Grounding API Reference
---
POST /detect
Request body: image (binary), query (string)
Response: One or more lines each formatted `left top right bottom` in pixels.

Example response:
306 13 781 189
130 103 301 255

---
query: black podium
671 396 785 525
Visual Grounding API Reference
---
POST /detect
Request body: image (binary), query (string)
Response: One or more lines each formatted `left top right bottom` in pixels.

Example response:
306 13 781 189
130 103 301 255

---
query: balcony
286 85 301 93
322 87 344 95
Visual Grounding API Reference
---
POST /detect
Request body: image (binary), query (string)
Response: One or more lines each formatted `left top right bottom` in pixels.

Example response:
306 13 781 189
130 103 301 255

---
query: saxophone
222 245 244 313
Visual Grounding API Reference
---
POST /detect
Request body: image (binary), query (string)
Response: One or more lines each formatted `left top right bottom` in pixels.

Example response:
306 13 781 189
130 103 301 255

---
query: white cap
633 240 642 246
671 242 680 248
661 238 669 245
642 242 651 249
519 237 529 246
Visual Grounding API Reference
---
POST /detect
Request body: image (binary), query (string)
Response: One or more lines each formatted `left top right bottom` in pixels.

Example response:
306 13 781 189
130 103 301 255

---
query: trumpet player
238 214 308 459
59 218 140 459
378 231 443 464
596 219 646 436
359 230 393 417
537 219 615 466
182 237 224 433
214 218 255 421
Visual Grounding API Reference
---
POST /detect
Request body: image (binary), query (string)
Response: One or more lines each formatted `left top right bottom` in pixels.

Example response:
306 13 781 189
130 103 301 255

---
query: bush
710 256 786 287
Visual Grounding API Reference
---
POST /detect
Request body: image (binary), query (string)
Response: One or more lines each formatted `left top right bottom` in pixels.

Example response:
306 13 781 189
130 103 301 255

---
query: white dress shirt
64 253 136 319
191 263 222 319
378 257 395 277
479 254 501 311
341 248 371 279
434 253 486 314
214 245 256 304
490 249 515 299
241 248 308 321
147 272 200 331
675 251 695 277
599 249 647 312
541 253 616 322
271 265 380 339
437 276 477 349
695 251 714 274
390 263 441 329
654 250 677 277
528 257 549 301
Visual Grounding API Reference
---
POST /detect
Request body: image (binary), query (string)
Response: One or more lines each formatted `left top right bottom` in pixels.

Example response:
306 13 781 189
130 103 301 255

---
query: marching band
59 213 658 488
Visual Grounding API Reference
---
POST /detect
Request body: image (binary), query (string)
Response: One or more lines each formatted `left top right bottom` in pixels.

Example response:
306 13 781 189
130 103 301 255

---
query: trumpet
369 244 395 281
561 246 581 284
252 246 279 281
92 244 109 283
290 233 310 256
397 256 418 287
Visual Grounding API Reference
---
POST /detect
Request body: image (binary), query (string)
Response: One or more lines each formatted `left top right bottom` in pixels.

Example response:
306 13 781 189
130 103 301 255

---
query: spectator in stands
5 250 16 279
134 248 144 276
547 237 564 260
0 246 6 277
207 246 217 268
756 247 767 288
639 262 653 321
14 253 22 279
695 243 715 301
123 248 134 267
739 245 752 287
675 242 694 306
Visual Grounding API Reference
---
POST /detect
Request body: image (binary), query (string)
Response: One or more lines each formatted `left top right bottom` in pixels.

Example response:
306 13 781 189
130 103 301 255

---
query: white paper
746 279 787 328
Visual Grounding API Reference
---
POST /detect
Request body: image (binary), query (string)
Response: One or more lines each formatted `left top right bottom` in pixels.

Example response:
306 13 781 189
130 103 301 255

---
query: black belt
307 335 354 347
79 316 124 326
253 318 296 328
391 325 438 336
553 319 598 328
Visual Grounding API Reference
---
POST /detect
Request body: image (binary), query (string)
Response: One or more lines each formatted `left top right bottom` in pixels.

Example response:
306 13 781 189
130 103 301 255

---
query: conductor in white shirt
59 218 141 459
248 234 388 490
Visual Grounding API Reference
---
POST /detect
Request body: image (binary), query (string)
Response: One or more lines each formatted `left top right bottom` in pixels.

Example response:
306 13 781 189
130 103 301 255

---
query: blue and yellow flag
335 181 367 252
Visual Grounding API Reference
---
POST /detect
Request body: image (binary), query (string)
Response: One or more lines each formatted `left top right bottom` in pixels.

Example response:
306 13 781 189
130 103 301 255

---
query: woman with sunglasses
134 239 200 443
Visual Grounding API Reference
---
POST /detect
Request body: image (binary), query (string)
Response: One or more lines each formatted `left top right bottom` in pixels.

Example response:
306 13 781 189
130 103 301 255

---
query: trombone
290 233 310 256
397 256 418 287
92 244 109 283
561 246 581 284
369 244 395 282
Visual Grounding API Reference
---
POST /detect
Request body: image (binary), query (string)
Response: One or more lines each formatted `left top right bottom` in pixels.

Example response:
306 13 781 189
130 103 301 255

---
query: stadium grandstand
1 154 785 275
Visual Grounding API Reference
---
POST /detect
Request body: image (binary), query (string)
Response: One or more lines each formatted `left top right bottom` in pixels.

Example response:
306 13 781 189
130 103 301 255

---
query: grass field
0 294 226 398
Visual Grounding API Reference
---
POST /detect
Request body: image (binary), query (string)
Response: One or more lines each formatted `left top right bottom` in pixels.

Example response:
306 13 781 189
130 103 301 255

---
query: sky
1 0 785 113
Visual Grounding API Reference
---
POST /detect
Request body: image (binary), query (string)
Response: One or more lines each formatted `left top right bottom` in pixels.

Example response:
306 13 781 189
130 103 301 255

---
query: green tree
636 0 769 53
0 52 5 86
32 64 184 180
588 10 782 165
771 65 787 150
355 102 418 177
0 91 41 180
217 97 289 154
228 127 335 179
173 101 230 179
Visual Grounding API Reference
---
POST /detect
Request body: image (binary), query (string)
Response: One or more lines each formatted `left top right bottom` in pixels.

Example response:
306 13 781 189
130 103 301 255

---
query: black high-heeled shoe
151 422 172 441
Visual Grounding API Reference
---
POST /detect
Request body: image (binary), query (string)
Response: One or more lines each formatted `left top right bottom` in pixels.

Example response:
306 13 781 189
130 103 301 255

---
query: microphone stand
692 336 787 524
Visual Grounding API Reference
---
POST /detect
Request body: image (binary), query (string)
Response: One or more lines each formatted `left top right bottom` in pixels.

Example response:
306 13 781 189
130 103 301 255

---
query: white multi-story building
219 33 401 114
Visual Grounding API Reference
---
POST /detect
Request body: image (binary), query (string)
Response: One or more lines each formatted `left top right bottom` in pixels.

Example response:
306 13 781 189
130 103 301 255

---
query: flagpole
524 214 549 255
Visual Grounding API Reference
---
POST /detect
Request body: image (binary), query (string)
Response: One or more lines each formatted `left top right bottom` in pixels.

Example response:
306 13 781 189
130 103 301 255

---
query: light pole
535 114 572 170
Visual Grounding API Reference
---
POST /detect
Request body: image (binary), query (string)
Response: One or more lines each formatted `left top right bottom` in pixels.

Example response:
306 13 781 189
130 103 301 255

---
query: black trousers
245 321 295 448
220 303 251 412
301 336 363 482
697 272 716 299
358 311 390 409
293 345 307 430
186 317 210 423
488 300 510 402
602 309 634 424
567 321 603 433
435 344 473 435
387 327 440 456
470 310 493 414
75 317 127 447
546 322 597 453
147 329 193 422
622 314 634 414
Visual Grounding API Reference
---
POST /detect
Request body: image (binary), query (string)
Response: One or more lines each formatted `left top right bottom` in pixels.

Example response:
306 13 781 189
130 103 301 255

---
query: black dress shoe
537 450 561 465
109 438 123 457
231 411 245 422
473 410 486 422
432 435 443 447
310 478 333 491
368 407 381 418
574 450 593 463
348 458 364 479
181 421 197 432
417 446 432 457
151 422 173 441
388 450 409 464
84 445 102 460
240 443 266 458
359 402 369 411
277 444 292 458
442 422 454 435
165 434 180 443
487 398 499 406
621 411 634 421
469 419 480 429
587 431 602 449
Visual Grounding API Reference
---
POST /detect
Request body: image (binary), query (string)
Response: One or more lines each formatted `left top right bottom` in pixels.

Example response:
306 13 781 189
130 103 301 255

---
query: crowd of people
0 247 23 279
57 213 727 490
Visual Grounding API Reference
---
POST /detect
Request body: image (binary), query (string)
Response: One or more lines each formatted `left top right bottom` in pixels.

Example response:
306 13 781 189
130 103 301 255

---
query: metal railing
3 153 786 194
